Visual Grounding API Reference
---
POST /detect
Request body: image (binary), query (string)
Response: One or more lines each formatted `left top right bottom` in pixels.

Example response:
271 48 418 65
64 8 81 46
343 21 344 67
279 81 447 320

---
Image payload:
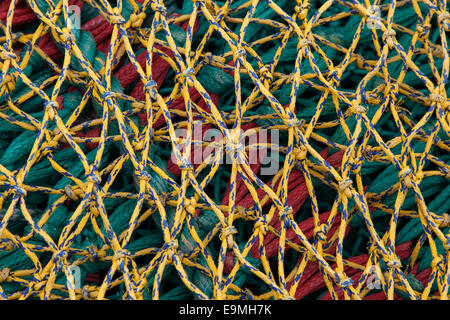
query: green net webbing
0 0 449 300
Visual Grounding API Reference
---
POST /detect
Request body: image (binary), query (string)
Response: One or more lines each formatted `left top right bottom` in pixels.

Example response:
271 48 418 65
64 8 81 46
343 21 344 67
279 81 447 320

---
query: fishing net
0 0 449 300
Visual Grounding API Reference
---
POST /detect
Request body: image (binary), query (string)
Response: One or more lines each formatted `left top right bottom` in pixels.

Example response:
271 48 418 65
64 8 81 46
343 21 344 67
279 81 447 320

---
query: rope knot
338 178 353 198
315 225 327 242
115 249 131 260
1 239 15 252
194 0 215 15
158 192 168 207
336 276 353 288
438 11 450 31
82 285 91 300
355 56 366 69
64 185 81 201
182 197 196 215
414 171 424 183
0 46 17 60
163 240 179 264
259 65 273 84
45 100 58 121
177 156 193 171
12 184 27 197
60 28 74 44
398 166 412 178
293 146 307 163
416 23 431 38
236 206 253 220
86 173 101 186
398 166 413 188
101 91 115 107
280 206 294 228
204 52 214 65
32 272 45 290
132 138 145 152
440 213 450 227
445 235 450 250
144 80 158 99
109 8 126 24
46 6 62 19
2 73 17 92
431 255 445 274
130 12 146 28
389 81 400 96
175 67 195 86
41 140 58 156
367 243 379 257
87 246 105 261
363 145 376 161
136 168 152 182
86 166 101 185
182 67 194 78
382 29 396 48
253 217 268 236
297 39 311 50
235 47 246 59
284 116 301 128
163 239 179 252
294 4 309 20
432 45 443 58
327 68 340 85
286 73 296 83
350 100 367 114
150 2 167 15
385 256 401 269
225 129 244 156
366 6 380 25
429 93 445 104
89 203 100 217
53 250 68 262
219 226 238 249
383 29 396 38
0 268 10 282
203 51 225 65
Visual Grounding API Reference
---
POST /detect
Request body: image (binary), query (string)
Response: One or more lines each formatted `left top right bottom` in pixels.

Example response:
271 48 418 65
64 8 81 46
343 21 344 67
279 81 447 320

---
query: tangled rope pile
0 0 449 300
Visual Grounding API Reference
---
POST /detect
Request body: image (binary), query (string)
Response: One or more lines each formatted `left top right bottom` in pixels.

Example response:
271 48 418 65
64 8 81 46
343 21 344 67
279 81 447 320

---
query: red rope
0 0 38 26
